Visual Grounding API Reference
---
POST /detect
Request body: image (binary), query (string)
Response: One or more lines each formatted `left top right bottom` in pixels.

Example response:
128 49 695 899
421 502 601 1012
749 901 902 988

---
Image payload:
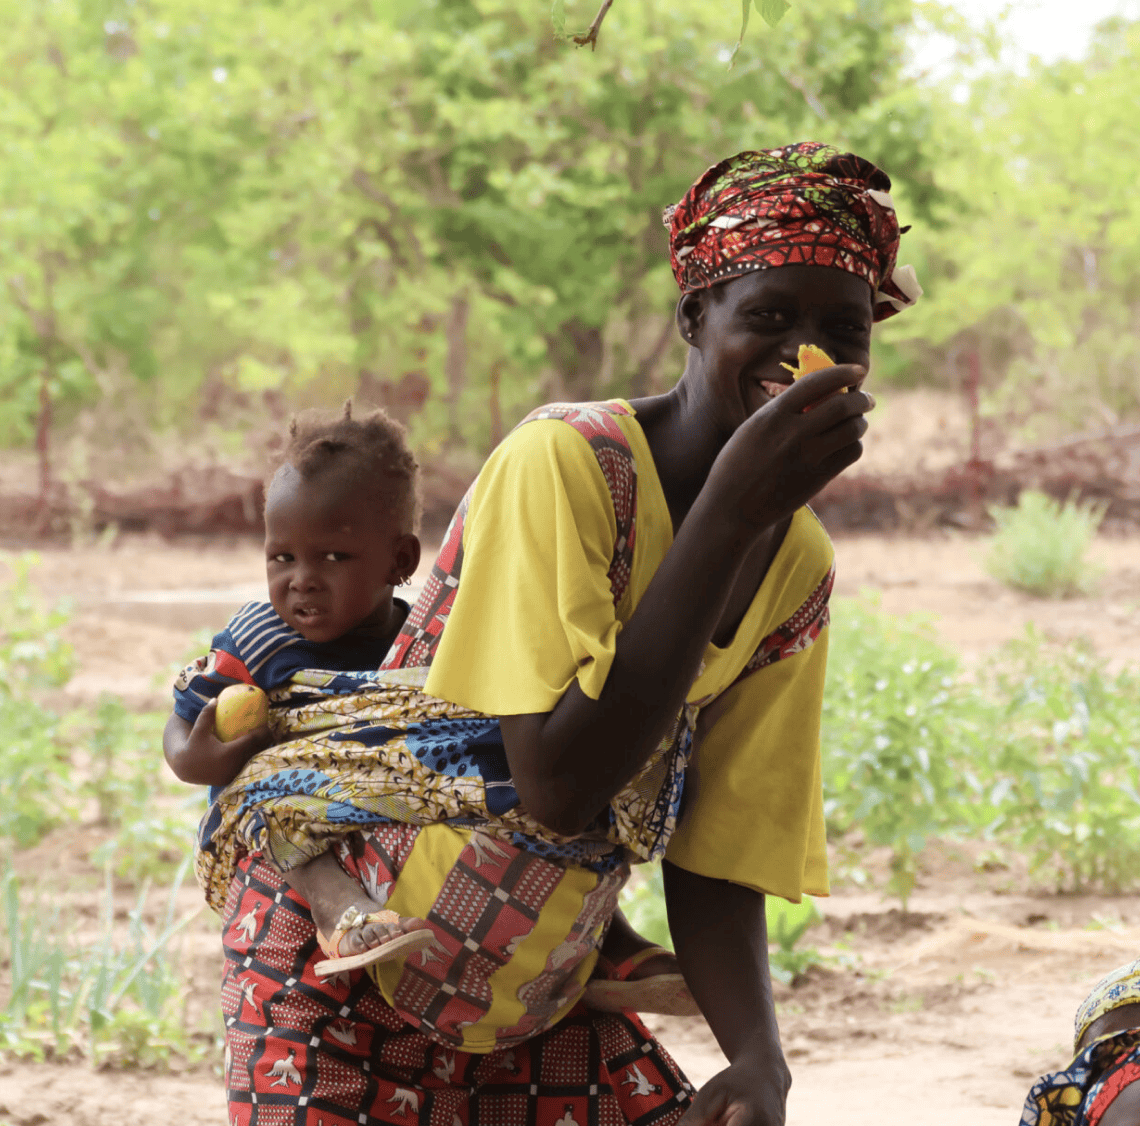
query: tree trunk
35 366 53 530
488 363 504 453
444 294 470 445
630 316 679 398
544 319 604 402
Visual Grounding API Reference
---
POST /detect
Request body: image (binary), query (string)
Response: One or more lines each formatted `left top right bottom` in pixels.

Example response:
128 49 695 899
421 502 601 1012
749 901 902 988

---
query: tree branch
572 0 614 50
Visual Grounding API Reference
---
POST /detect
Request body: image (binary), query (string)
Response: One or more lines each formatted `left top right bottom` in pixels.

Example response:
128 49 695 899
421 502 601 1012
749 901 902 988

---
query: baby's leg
279 851 431 971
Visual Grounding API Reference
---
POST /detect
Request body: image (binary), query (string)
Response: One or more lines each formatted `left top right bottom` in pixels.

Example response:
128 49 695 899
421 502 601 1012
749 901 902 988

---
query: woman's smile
685 264 874 428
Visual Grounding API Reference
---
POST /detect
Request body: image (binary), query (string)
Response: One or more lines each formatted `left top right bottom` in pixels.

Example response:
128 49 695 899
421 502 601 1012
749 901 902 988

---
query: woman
205 141 920 1126
1023 958 1140 1126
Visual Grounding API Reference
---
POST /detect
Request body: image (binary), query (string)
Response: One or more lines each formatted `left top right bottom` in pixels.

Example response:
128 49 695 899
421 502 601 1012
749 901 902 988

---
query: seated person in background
1023 957 1140 1126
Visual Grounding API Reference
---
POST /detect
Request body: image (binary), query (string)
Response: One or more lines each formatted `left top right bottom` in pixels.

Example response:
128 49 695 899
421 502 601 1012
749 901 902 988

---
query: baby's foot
315 901 434 977
327 902 431 957
587 919 698 1016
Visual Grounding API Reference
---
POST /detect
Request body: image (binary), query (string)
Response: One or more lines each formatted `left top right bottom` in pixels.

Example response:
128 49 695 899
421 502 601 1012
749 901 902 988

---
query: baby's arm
163 702 273 787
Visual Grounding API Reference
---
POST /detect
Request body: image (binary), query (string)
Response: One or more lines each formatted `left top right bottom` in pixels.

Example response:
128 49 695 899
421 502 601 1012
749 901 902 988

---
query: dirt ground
2 526 1139 1126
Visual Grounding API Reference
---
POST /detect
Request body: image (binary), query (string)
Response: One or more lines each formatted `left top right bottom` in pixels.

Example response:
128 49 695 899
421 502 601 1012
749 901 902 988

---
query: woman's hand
705 363 873 532
680 1049 791 1126
163 703 274 787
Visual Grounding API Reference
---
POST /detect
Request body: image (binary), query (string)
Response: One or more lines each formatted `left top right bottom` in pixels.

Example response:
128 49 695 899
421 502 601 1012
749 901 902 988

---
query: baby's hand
166 701 274 788
194 699 274 783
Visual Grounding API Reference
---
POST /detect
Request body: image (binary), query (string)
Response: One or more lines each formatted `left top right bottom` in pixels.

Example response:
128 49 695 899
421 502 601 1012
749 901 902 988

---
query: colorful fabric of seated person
1023 957 1140 1126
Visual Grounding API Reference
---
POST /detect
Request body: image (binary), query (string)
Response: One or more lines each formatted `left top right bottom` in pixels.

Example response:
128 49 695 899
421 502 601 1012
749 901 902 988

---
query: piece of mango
215 683 270 742
780 343 837 379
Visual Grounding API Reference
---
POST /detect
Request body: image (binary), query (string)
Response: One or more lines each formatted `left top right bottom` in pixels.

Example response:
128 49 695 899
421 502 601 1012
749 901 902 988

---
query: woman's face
685 264 874 430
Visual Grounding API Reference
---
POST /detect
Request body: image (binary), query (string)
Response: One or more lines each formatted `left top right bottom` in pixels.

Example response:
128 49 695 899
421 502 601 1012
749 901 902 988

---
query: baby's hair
275 400 421 532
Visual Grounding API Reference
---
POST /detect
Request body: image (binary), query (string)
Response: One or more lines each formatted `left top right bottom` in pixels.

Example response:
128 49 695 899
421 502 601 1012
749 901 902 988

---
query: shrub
983 490 1106 597
765 897 824 984
825 599 1140 900
979 631 1140 891
822 597 985 909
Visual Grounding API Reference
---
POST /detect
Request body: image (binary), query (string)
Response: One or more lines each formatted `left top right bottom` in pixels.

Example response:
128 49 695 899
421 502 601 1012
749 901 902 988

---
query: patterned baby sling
195 400 831 909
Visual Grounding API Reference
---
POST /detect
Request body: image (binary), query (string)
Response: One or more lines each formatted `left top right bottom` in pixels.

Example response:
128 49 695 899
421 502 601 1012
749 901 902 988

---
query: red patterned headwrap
664 142 921 321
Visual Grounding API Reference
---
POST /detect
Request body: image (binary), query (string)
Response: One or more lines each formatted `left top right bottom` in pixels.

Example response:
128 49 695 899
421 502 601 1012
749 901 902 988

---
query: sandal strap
321 905 401 959
608 945 673 981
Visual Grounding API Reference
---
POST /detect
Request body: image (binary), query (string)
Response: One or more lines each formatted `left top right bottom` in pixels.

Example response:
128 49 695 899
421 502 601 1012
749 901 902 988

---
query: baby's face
264 464 410 644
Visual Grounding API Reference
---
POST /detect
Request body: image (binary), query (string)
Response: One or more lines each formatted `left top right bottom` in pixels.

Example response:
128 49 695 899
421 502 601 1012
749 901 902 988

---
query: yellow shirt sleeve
424 419 623 715
665 634 831 902
665 509 835 902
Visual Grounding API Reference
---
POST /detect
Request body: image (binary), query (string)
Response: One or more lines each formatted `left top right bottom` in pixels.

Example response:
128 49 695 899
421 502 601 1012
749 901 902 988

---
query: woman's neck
630 366 729 535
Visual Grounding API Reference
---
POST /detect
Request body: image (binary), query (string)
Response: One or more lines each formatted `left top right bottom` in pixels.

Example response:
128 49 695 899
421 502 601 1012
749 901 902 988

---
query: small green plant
979 631 1140 891
0 861 202 1066
618 866 826 983
0 552 75 691
0 695 77 846
90 793 204 884
766 897 824 984
984 490 1106 597
68 696 199 882
823 597 984 909
0 555 79 845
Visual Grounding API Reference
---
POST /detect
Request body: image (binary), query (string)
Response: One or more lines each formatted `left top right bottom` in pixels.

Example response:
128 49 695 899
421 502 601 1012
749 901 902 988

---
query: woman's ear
676 290 705 348
389 533 421 586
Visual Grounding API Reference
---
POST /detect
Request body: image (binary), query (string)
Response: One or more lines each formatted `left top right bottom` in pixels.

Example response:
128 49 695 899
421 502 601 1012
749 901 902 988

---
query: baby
164 403 433 971
167 401 689 1002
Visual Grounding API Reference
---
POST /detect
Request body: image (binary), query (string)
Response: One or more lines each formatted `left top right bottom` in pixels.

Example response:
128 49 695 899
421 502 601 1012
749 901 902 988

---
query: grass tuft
983 490 1106 597
0 860 203 1066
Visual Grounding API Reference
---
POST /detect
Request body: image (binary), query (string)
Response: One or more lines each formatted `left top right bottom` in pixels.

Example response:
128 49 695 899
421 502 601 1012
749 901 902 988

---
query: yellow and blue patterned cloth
194 399 837 1051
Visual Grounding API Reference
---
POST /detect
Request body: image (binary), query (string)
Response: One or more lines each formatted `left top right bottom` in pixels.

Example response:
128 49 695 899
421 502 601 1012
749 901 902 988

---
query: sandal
314 906 435 978
583 946 701 1017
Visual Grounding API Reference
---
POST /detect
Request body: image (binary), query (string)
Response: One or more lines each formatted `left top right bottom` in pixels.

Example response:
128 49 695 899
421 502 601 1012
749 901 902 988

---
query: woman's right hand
704 364 873 533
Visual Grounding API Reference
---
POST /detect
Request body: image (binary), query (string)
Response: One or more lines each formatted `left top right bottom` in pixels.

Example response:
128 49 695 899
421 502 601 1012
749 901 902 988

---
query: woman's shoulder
474 398 643 503
494 399 639 460
791 505 835 571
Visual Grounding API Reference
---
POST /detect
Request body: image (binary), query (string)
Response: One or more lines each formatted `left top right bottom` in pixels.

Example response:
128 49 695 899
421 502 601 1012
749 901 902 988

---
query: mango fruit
215 683 270 742
780 343 837 379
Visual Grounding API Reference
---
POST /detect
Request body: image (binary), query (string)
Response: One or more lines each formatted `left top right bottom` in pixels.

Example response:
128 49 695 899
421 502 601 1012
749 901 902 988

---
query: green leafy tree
885 19 1140 437
0 0 945 462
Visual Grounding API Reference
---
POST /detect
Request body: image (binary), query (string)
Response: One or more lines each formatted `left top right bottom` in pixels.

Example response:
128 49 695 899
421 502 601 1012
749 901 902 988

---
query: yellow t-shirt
425 400 832 902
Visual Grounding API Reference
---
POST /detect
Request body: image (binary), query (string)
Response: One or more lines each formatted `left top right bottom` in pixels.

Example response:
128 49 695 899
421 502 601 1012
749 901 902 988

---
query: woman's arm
163 705 273 787
663 860 790 1126
501 366 870 835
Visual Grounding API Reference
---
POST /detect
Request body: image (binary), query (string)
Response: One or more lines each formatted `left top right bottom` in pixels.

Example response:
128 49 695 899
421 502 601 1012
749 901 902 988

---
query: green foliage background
1 1 1136 466
0 0 968 462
